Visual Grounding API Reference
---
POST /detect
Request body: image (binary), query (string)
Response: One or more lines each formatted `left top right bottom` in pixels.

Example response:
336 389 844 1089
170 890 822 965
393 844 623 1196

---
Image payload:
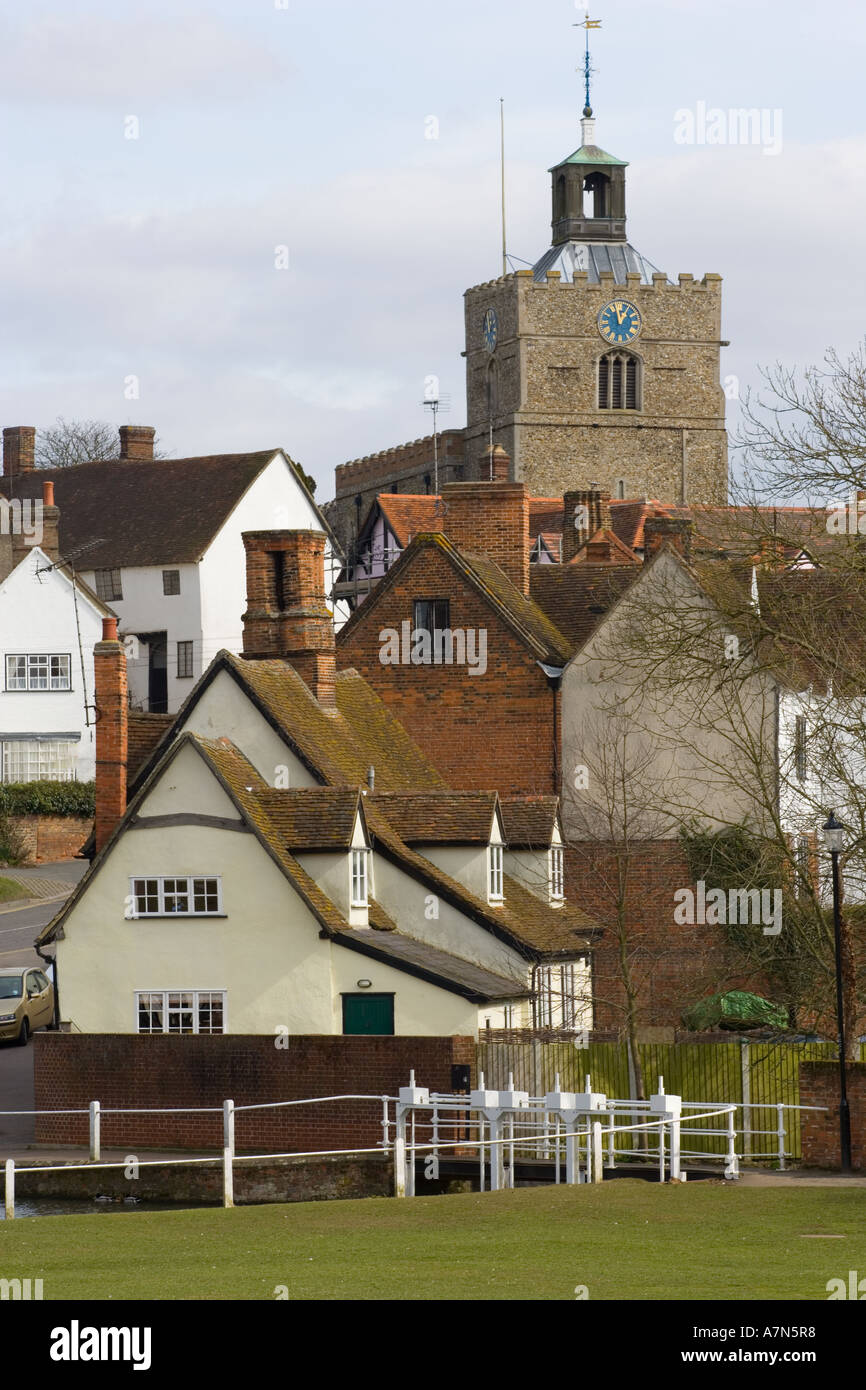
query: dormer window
550 847 564 901
351 849 369 907
488 844 503 902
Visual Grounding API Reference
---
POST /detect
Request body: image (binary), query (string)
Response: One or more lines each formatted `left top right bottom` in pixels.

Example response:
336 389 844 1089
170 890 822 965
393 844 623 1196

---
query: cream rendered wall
138 742 240 819
296 813 369 926
418 845 489 903
507 851 552 902
330 946 478 1035
561 549 777 842
173 668 319 789
367 852 529 984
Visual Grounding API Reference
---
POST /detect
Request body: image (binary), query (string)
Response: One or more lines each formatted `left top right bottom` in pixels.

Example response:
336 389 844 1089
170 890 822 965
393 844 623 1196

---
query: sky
0 0 864 499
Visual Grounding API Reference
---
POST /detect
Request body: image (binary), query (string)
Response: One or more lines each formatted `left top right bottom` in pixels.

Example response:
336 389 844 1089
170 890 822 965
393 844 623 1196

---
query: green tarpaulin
682 990 789 1032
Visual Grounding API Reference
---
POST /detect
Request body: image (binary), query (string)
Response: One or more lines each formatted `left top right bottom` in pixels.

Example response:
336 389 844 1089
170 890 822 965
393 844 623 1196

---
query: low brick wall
799 1062 866 1169
34 1034 475 1153
8 815 91 864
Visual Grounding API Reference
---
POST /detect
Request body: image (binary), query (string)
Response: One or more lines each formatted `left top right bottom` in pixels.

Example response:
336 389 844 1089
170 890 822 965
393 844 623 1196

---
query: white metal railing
0 1076 832 1217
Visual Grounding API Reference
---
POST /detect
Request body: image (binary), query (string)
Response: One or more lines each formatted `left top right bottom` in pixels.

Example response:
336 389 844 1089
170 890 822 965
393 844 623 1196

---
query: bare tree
36 417 164 468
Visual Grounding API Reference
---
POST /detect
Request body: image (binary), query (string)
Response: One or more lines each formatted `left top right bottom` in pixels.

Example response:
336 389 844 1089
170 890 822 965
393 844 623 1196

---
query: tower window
598 352 641 411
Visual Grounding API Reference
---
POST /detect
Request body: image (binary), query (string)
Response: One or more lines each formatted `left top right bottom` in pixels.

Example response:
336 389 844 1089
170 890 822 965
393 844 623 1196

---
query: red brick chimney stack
40 479 60 562
242 530 337 708
562 486 612 562
643 516 693 563
439 481 530 595
94 616 128 851
479 444 511 482
118 426 155 462
2 427 36 485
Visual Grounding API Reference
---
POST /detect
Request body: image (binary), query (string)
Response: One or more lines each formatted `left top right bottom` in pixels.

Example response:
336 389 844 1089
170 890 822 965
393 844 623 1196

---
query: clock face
597 299 642 345
482 307 498 353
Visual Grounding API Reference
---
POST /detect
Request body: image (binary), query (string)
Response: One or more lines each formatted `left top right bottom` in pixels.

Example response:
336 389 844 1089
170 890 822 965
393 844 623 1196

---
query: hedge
0 781 95 817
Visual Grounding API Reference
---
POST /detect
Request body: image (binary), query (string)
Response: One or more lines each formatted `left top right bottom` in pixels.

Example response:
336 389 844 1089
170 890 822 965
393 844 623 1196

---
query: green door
342 994 395 1035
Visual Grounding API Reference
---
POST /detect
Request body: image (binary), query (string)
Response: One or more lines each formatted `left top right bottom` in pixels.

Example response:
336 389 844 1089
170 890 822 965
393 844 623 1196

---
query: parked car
0 967 55 1045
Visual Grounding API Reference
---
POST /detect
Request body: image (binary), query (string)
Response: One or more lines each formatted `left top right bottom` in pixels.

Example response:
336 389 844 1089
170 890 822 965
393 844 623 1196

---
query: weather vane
574 11 602 115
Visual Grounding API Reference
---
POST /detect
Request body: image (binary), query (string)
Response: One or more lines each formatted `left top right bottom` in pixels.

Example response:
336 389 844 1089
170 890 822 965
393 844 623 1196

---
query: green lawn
1 1183 865 1300
0 877 27 904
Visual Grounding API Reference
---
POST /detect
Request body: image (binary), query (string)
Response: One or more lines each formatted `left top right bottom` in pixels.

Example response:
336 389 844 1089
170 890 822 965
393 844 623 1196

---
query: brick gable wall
337 545 559 795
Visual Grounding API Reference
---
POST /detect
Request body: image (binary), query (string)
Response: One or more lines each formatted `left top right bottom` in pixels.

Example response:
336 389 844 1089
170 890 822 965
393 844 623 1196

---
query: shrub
0 781 95 817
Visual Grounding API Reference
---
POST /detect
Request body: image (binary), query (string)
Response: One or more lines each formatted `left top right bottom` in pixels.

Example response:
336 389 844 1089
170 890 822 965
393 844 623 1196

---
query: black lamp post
821 811 852 1172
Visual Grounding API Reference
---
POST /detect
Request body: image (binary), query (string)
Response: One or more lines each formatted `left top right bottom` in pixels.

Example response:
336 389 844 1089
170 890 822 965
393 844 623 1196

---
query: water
1 1197 214 1220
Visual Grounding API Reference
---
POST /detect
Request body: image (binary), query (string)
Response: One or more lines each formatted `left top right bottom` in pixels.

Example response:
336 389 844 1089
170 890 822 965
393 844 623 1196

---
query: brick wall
33 1034 475 1153
337 540 559 795
799 1062 866 1170
8 815 91 864
567 842 763 1030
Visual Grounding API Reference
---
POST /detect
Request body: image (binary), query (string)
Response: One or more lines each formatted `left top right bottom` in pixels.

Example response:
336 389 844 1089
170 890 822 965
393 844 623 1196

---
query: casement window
533 961 588 1030
550 846 564 900
162 570 181 596
351 849 369 907
598 352 641 411
6 654 71 691
136 990 225 1035
177 641 194 679
94 568 123 602
2 738 77 783
413 598 450 637
794 716 807 781
129 876 222 918
488 844 504 902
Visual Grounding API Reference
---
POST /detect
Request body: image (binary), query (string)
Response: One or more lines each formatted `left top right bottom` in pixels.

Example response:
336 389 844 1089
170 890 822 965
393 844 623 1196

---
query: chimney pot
42 480 55 507
102 616 119 641
644 516 693 563
563 487 611 563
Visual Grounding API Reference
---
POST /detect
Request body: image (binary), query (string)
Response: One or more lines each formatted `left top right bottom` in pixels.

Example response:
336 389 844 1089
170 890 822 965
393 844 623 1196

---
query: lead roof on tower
532 240 663 284
549 144 628 168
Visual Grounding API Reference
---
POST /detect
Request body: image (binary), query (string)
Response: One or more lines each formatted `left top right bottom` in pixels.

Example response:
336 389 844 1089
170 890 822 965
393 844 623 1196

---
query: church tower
463 21 729 504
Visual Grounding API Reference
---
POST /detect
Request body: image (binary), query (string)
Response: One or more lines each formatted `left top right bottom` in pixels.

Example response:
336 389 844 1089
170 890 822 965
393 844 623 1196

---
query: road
0 863 87 1146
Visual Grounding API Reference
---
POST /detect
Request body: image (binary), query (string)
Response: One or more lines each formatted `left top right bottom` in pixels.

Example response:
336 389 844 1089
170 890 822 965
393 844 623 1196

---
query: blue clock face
598 299 642 345
483 307 498 352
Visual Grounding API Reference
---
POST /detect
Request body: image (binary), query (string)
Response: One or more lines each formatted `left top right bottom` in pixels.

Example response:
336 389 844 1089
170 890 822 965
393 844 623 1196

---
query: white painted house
0 425 343 716
0 487 110 783
39 529 599 1037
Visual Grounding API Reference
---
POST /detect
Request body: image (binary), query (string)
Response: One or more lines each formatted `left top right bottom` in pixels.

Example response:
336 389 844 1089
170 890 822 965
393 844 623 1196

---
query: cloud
0 12 287 106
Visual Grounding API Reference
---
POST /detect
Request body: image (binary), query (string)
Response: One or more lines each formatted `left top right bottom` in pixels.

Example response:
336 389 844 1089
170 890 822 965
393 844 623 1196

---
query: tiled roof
252 787 364 850
377 495 441 546
530 563 641 650
569 527 641 566
500 797 559 848
363 802 599 957
454 547 572 665
332 929 530 1003
127 713 174 782
371 792 499 844
0 451 331 569
126 651 448 801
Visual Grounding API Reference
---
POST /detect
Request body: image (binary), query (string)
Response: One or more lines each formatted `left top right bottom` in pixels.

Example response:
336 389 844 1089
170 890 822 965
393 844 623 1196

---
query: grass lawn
0 877 27 904
1 1182 865 1300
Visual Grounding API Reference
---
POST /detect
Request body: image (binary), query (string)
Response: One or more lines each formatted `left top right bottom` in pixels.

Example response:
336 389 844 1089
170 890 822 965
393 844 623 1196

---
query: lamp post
821 812 852 1172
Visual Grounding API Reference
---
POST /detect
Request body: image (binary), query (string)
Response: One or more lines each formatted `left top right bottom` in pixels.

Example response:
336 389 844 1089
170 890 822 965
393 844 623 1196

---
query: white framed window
351 849 369 907
136 990 225 1035
2 738 77 783
550 847 564 900
6 654 71 691
535 965 554 1028
129 876 222 918
488 844 503 902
